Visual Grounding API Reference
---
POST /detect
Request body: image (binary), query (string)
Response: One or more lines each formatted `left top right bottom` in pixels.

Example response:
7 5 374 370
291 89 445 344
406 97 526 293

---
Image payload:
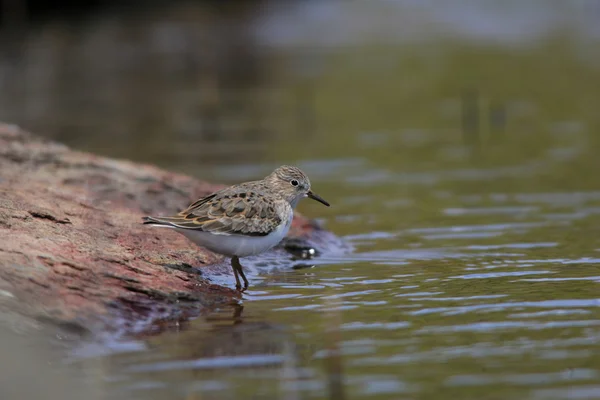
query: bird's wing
143 185 284 236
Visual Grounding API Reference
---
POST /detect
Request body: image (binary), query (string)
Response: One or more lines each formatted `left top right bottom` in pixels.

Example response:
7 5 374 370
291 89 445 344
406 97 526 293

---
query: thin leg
232 256 249 291
230 257 241 289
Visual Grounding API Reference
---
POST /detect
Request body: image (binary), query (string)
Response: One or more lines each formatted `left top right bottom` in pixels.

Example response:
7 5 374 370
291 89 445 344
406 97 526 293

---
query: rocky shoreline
0 123 343 337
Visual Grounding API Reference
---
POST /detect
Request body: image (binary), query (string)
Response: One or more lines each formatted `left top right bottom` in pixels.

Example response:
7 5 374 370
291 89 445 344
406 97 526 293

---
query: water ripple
445 368 597 386
128 355 285 373
409 299 600 316
418 320 600 333
450 271 553 279
509 309 592 318
341 321 411 331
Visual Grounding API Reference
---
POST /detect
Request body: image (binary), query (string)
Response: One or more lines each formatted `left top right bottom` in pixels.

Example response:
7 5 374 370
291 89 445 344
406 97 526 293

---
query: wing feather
143 184 284 236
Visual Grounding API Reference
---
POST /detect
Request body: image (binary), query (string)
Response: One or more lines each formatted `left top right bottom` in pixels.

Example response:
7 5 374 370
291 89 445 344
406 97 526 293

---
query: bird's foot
235 283 248 293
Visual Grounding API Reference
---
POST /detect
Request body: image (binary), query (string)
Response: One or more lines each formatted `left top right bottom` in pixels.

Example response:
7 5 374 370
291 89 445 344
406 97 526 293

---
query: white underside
151 218 292 258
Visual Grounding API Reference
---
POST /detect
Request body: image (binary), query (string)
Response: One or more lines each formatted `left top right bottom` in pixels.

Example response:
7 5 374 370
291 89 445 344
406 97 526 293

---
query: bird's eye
290 179 299 186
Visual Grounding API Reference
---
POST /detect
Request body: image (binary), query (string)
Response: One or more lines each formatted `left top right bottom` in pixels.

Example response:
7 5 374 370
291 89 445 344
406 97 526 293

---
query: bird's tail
142 216 180 228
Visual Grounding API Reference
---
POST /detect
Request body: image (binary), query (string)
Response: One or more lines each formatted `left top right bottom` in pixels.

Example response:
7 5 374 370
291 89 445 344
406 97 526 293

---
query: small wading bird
143 165 330 291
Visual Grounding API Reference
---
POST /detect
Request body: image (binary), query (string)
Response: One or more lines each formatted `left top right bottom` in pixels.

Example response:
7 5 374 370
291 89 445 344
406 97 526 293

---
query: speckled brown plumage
145 183 289 236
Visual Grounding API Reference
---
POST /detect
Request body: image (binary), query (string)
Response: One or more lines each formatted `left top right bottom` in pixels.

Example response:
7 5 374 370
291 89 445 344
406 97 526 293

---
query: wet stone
0 123 344 337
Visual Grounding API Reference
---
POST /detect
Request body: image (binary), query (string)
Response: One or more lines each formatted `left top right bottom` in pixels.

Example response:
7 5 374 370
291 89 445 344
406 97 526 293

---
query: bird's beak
307 190 330 207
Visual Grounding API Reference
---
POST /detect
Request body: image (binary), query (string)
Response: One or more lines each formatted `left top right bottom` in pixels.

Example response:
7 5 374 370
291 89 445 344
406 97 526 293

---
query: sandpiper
143 165 330 290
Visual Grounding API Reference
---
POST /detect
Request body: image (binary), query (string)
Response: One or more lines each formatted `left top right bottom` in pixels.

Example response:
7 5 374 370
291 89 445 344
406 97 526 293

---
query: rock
0 123 343 337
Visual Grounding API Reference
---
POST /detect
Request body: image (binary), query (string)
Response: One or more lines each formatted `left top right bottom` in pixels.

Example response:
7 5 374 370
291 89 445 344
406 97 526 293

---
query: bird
142 165 330 291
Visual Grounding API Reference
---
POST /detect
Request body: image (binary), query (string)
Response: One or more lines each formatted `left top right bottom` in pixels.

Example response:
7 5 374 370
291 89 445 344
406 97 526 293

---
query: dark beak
307 190 330 207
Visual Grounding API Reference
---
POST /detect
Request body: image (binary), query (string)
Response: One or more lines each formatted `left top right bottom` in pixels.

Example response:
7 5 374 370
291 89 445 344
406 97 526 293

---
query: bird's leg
230 257 242 290
232 256 249 291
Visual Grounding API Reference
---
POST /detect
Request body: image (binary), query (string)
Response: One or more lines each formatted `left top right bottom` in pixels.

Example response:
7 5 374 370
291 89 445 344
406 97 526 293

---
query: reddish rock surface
0 123 341 336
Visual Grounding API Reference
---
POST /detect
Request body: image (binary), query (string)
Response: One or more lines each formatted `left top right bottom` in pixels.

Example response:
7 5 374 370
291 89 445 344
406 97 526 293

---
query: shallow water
3 1 600 399
74 176 600 400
